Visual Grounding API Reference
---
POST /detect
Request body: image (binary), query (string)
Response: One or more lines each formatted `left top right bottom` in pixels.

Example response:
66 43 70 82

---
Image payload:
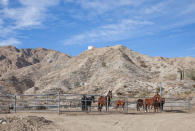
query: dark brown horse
98 90 112 112
136 99 144 111
144 93 161 112
115 100 125 111
154 98 165 112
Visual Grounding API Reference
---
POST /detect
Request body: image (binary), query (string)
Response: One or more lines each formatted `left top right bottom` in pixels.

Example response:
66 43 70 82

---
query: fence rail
0 93 193 114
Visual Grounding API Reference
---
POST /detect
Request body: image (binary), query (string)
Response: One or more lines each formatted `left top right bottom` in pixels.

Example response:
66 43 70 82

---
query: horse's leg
89 103 91 112
98 102 100 111
116 104 118 111
162 103 164 111
82 103 84 111
145 104 147 112
136 103 139 111
144 104 146 112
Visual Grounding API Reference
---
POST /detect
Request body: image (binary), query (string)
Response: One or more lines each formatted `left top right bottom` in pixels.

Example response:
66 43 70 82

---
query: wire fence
0 93 193 114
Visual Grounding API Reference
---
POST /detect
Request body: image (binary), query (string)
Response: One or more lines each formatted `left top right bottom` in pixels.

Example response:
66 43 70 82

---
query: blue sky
0 0 195 57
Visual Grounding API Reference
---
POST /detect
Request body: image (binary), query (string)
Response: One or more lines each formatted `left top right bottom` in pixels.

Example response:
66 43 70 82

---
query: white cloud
187 47 195 51
63 19 153 45
0 0 60 46
143 2 166 14
0 0 8 6
2 0 60 29
0 0 60 41
64 0 145 14
181 3 195 15
0 38 21 46
0 19 3 25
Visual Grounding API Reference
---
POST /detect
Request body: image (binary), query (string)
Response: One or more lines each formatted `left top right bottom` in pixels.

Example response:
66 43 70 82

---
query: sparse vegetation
139 92 147 97
156 87 165 93
186 69 195 81
184 91 192 95
102 62 106 67
164 73 177 80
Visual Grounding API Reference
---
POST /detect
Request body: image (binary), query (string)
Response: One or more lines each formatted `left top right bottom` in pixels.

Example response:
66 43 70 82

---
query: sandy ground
1 112 195 131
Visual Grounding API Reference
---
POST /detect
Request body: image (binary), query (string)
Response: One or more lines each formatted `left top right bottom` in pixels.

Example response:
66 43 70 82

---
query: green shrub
139 92 147 97
102 62 106 67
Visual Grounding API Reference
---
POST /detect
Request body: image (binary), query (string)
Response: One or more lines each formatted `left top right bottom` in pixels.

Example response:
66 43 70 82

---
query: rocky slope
0 45 195 97
0 45 71 94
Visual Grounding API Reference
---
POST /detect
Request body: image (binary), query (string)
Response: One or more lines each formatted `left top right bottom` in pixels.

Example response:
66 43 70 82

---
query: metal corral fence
0 93 192 114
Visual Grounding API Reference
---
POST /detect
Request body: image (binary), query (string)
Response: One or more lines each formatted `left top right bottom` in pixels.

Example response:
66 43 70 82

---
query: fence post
46 94 48 105
126 97 128 114
85 96 87 112
58 92 60 115
188 97 191 112
106 97 109 112
14 95 16 113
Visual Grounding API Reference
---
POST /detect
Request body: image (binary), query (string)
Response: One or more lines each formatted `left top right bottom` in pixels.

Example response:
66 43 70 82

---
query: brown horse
115 100 125 111
98 90 112 112
144 93 161 112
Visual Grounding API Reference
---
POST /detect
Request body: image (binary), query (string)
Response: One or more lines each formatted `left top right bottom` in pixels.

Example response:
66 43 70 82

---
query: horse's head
90 96 95 103
107 90 112 99
82 95 86 99
153 93 161 102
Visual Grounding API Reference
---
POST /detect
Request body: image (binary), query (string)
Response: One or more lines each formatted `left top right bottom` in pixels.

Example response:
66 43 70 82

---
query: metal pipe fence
0 93 193 114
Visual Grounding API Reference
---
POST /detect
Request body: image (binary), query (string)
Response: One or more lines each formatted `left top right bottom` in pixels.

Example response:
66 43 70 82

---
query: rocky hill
0 45 195 97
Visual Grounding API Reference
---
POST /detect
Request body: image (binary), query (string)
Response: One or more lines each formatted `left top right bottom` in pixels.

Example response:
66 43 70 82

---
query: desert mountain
0 45 195 97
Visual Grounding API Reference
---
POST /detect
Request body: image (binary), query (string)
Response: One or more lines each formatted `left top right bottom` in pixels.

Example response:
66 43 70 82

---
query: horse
144 93 161 112
154 98 165 112
115 100 125 111
98 90 112 112
81 95 95 112
136 99 144 111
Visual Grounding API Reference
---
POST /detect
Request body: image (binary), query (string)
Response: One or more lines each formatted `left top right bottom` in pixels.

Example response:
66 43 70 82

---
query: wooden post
58 92 60 115
14 95 16 113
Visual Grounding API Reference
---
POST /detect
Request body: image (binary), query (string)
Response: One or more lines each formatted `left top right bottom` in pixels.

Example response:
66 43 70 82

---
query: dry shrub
102 62 106 67
186 69 195 81
164 74 177 80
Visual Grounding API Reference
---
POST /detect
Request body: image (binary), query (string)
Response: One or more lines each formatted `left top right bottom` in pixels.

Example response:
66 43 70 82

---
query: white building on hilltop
88 46 95 50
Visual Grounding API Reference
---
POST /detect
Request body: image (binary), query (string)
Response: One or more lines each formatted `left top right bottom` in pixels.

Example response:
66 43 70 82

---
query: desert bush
139 92 147 97
163 73 177 80
102 62 106 67
156 87 164 93
186 69 195 80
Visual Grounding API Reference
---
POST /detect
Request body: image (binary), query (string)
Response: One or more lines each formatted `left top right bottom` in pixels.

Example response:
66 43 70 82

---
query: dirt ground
0 112 195 131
